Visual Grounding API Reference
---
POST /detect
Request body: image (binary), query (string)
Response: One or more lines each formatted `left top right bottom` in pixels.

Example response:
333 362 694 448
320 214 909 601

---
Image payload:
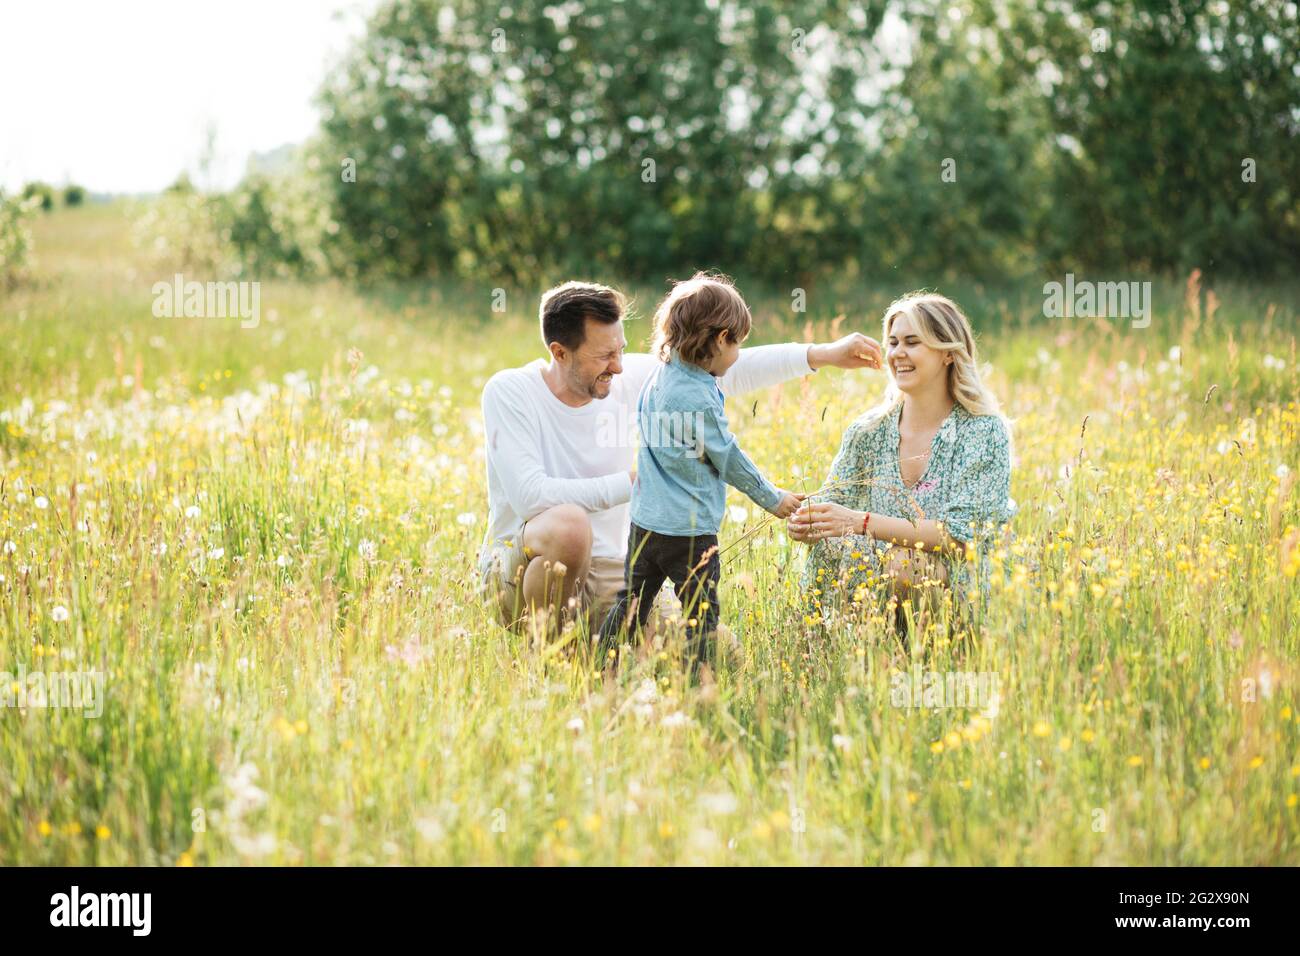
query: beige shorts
480 539 625 630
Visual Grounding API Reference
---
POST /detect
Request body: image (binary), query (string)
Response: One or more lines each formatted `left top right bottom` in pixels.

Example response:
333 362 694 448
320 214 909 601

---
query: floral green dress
801 402 1015 612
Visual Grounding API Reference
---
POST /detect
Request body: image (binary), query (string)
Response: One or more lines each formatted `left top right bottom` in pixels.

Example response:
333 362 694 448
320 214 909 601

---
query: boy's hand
770 491 805 519
807 333 883 371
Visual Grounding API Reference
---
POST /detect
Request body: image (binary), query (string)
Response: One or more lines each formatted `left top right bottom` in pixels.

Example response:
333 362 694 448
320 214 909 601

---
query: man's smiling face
564 316 626 400
538 281 629 406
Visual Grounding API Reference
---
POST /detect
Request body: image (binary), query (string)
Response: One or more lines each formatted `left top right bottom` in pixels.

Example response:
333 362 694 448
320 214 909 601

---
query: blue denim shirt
629 352 782 536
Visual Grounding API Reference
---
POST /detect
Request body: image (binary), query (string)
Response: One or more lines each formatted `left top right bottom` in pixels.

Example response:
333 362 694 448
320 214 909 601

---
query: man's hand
808 332 883 371
770 491 805 519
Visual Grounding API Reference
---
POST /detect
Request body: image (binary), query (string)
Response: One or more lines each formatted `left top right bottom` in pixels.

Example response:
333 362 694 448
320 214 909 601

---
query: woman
786 292 1015 619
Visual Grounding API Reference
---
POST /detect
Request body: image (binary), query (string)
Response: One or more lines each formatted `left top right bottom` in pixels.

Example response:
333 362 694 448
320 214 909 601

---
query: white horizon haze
0 0 379 195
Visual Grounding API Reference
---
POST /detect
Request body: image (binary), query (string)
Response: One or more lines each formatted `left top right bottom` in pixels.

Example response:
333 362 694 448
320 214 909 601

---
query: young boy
597 272 802 669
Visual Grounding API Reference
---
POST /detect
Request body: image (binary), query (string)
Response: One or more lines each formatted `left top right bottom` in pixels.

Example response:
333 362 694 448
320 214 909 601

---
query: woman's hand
787 500 864 542
786 510 817 542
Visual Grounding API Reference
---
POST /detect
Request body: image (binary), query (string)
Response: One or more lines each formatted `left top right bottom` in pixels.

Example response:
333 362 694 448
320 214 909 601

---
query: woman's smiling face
886 309 949 394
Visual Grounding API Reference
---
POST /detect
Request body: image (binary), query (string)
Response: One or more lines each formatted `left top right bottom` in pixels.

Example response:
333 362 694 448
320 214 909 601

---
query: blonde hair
866 291 1008 429
650 271 752 366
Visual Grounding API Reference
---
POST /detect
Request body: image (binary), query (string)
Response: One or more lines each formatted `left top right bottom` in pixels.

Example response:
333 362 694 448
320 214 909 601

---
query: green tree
316 0 888 280
970 0 1300 277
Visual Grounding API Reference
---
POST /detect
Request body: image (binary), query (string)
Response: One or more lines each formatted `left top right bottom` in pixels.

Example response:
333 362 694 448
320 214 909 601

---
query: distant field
1 204 1297 864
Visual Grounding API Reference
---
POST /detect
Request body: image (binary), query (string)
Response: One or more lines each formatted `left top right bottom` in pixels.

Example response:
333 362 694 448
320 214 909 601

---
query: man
479 280 882 630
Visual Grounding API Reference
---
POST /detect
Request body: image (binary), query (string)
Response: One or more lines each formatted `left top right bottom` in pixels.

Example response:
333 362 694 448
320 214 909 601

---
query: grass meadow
1 203 1298 865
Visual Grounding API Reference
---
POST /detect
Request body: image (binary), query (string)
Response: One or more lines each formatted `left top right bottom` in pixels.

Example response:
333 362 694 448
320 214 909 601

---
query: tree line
156 0 1300 285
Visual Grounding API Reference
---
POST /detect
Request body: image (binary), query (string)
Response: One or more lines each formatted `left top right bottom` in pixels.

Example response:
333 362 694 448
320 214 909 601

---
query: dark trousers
597 523 720 666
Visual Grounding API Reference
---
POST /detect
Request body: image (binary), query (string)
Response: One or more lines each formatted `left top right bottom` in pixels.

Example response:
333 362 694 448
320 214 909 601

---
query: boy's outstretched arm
697 407 800 517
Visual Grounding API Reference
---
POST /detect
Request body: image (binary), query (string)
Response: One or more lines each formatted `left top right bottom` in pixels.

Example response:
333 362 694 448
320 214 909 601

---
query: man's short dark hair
539 281 625 351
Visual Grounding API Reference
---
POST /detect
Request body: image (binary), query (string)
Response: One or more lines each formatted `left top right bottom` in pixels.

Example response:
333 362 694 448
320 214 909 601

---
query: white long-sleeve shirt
479 344 815 568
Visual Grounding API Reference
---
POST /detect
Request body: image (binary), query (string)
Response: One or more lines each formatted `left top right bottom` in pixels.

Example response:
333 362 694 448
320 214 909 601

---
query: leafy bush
20 182 55 213
133 176 240 277
0 189 37 289
135 156 338 280
223 156 338 279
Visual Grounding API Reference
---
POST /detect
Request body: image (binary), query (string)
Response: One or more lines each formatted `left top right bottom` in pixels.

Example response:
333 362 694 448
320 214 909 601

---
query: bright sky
0 0 380 194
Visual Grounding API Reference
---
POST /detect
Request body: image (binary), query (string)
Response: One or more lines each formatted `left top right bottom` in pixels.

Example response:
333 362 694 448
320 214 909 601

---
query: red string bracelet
861 512 871 536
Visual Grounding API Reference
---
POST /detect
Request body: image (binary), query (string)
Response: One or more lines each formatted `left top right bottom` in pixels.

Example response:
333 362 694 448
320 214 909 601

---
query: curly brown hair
650 271 752 367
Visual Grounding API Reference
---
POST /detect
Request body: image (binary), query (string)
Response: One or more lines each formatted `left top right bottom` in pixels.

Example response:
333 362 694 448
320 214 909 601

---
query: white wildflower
230 832 277 858
688 827 720 853
224 762 268 819
632 678 659 706
697 791 738 816
415 817 446 843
